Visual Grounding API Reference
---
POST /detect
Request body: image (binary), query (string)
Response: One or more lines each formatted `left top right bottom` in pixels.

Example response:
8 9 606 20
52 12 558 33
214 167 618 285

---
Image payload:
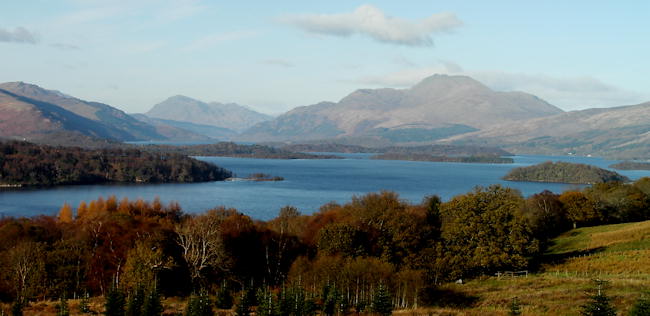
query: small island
503 161 629 184
246 173 284 181
371 153 514 164
609 161 650 171
0 141 232 186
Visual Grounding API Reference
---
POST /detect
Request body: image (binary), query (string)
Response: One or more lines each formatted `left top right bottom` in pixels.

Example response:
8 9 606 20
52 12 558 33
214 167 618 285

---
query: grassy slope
416 220 650 315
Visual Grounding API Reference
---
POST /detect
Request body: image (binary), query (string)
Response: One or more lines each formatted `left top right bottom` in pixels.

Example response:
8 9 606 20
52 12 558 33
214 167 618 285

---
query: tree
11 300 23 316
126 285 145 316
56 294 70 316
141 287 163 316
185 292 214 316
215 285 233 309
104 287 126 316
559 191 599 228
58 203 74 223
371 283 393 316
122 240 172 290
441 185 539 279
508 297 522 316
235 289 252 316
79 292 91 314
629 292 650 316
176 211 228 288
580 280 616 316
8 241 46 303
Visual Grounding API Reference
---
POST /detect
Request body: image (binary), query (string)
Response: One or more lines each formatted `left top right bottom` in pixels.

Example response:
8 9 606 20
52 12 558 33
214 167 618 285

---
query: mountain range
238 74 563 143
1 76 649 159
145 95 273 133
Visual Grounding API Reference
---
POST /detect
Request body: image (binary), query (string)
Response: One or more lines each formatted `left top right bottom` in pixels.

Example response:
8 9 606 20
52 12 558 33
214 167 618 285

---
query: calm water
1 155 648 220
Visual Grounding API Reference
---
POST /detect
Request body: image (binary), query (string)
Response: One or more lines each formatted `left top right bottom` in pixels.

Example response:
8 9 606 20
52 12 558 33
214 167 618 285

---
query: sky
1 1 648 115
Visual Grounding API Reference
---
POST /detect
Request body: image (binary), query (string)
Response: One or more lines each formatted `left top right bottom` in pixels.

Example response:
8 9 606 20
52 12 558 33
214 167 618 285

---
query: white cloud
355 61 647 110
183 31 258 52
261 59 294 68
281 5 462 46
0 27 39 44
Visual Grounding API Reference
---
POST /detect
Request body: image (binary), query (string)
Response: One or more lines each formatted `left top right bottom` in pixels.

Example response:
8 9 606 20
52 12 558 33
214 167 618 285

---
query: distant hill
446 101 650 159
130 114 227 141
0 82 166 142
145 95 272 133
504 161 629 184
239 74 562 143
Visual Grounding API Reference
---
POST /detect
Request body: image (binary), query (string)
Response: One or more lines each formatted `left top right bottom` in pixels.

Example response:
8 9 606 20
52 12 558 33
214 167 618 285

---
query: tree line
1 178 650 314
0 141 232 186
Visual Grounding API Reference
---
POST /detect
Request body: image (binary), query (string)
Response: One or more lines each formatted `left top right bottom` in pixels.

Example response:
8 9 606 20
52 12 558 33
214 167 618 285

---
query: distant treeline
281 143 512 157
504 161 629 184
371 153 514 164
139 142 342 159
0 141 231 186
2 178 650 313
609 161 650 170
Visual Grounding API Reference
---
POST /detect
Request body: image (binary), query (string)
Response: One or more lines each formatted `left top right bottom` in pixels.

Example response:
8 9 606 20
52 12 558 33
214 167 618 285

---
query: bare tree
176 211 228 288
8 241 45 302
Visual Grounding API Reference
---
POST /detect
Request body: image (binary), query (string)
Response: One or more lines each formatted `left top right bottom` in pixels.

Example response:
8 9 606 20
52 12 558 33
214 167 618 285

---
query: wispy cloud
280 5 462 47
261 58 294 68
50 42 81 50
355 61 646 110
183 30 258 52
0 27 39 44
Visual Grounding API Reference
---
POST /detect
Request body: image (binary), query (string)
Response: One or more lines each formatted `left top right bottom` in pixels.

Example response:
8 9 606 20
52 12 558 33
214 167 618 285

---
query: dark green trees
371 283 393 316
104 287 126 316
580 280 616 316
629 292 650 316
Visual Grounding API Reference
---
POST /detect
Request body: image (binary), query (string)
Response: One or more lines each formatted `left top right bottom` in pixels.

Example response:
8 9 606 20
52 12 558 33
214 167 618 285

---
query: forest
0 141 232 186
503 161 629 184
2 177 650 315
138 142 341 160
610 161 650 171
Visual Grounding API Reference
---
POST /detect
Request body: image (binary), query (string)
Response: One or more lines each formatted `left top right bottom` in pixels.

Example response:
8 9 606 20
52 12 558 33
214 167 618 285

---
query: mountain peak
411 74 490 94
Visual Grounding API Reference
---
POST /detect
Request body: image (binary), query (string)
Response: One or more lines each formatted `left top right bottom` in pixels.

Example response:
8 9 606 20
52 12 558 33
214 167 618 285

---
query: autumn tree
122 240 172 290
559 191 600 228
7 241 46 302
58 203 74 223
441 185 539 279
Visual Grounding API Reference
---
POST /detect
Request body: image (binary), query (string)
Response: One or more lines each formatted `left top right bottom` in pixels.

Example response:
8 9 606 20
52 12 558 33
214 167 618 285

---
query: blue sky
1 1 648 114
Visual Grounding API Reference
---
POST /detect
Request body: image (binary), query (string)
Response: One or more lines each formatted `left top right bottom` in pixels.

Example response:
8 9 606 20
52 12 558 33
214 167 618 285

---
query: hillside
239 74 562 143
0 82 166 142
131 114 237 140
129 114 216 141
446 101 650 159
504 161 629 184
145 95 272 132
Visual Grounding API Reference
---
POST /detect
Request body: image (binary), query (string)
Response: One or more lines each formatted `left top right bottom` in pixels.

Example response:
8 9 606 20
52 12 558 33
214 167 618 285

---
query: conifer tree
580 280 616 316
630 292 650 316
58 203 73 223
185 292 213 316
371 283 393 316
126 286 145 316
79 292 91 314
215 285 233 309
508 297 522 316
142 287 163 316
105 287 126 316
11 300 23 316
255 287 276 316
56 294 70 316
235 289 252 316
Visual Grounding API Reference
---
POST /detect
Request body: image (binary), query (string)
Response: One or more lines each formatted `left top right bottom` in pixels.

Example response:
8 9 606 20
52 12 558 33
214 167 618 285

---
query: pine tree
142 287 163 316
56 294 70 316
234 289 252 316
10 300 23 316
371 283 393 316
508 297 522 316
630 292 650 316
57 203 73 223
105 287 126 316
580 280 616 316
215 285 233 309
185 292 213 316
126 286 145 316
255 287 276 316
79 292 91 313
